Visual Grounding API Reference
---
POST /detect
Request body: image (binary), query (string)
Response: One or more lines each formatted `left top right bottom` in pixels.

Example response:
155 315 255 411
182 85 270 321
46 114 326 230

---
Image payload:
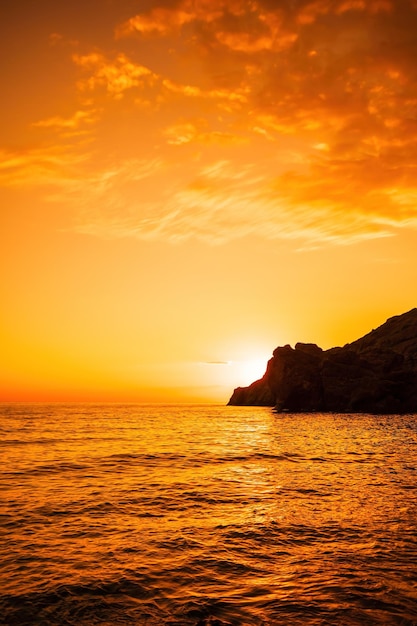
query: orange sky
1 0 417 402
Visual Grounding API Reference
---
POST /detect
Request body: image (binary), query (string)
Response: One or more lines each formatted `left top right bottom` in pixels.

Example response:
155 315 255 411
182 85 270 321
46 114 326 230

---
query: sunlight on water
1 404 417 625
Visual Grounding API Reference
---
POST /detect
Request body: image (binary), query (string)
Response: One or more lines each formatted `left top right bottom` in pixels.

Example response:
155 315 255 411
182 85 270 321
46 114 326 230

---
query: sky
1 0 417 403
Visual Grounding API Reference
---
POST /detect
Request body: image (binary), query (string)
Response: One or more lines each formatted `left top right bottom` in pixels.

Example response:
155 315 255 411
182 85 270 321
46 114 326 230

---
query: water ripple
1 405 417 625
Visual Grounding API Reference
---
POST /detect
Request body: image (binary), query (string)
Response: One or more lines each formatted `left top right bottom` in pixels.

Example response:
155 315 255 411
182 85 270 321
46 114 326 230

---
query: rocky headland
228 308 417 413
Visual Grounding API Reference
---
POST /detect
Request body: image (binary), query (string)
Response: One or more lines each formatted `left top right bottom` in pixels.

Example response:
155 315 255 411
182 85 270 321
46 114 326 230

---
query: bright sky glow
1 0 417 402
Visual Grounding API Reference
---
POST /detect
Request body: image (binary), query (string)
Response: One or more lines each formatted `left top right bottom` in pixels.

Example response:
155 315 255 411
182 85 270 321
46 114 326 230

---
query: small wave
11 461 92 477
0 438 59 447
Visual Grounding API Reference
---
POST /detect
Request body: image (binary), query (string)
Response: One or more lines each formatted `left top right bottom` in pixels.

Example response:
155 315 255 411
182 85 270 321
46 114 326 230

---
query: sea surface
1 404 417 625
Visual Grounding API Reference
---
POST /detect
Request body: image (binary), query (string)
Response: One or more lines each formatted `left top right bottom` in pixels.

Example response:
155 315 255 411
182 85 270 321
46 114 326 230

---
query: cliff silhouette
228 309 417 413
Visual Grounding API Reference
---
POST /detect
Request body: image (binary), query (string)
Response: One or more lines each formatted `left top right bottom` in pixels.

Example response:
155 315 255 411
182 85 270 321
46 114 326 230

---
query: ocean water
1 404 417 626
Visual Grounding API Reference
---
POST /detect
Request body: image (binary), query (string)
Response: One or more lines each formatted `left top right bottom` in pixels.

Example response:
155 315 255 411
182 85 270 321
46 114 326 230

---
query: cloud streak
68 157 409 248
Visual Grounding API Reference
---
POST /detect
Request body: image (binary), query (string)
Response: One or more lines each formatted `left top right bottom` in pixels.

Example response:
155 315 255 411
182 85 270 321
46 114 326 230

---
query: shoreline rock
228 308 417 414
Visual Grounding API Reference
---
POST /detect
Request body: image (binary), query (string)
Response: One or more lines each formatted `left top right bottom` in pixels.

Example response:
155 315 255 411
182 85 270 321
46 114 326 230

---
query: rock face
228 309 417 413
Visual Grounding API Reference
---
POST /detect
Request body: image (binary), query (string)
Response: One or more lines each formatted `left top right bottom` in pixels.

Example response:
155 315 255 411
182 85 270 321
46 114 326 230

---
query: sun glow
232 359 266 386
229 358 268 388
196 351 271 401
2 0 417 403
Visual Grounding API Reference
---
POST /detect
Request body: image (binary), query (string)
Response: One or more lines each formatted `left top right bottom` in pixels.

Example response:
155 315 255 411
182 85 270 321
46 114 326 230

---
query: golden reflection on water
1 404 417 624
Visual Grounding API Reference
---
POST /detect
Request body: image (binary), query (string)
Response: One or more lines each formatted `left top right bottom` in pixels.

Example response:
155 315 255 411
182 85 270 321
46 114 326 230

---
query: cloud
0 146 92 188
71 49 248 114
69 156 414 248
162 79 248 105
32 109 98 137
3 133 417 248
296 0 393 23
110 0 417 144
73 52 157 97
5 0 417 251
163 120 247 145
116 7 195 37
117 0 299 54
116 0 237 38
215 29 297 53
203 361 231 365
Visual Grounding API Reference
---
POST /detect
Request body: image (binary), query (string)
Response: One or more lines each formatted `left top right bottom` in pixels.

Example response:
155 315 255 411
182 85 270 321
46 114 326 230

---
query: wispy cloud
163 120 246 146
32 109 98 137
203 361 231 365
162 78 248 105
70 157 408 247
0 146 92 188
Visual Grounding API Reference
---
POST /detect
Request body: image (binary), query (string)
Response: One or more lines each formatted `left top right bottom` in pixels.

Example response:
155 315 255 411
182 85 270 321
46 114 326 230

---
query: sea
1 403 417 626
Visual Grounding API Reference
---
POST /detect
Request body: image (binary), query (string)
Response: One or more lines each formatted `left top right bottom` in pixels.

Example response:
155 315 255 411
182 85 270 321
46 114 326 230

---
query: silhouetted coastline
228 308 417 413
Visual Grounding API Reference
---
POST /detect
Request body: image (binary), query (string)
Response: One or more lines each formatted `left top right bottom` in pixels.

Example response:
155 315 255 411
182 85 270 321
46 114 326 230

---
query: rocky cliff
228 309 417 413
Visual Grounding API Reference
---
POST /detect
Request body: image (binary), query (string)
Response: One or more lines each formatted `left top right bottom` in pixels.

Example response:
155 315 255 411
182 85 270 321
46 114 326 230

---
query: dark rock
294 342 323 356
228 379 274 406
227 308 417 413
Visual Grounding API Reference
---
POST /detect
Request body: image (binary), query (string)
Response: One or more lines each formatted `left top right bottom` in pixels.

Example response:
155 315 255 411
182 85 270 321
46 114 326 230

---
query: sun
232 357 268 387
199 347 271 398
